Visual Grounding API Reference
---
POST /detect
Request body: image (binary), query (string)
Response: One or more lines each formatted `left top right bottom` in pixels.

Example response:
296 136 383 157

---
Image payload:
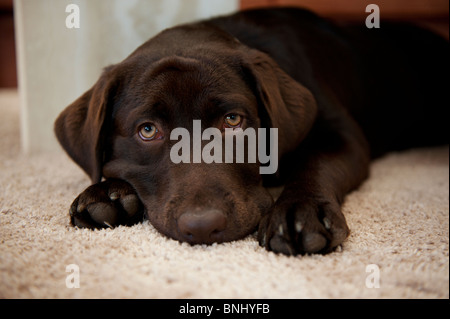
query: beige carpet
0 89 448 299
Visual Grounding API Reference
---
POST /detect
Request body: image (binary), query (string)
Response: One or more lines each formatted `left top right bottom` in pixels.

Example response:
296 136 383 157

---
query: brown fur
55 8 448 255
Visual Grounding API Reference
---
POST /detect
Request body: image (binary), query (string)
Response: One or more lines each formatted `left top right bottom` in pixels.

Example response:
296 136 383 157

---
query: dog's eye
224 114 242 128
139 123 160 141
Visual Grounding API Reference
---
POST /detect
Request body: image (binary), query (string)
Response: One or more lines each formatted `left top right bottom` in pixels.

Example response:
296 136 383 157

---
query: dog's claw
323 217 331 230
294 221 303 233
260 232 266 247
109 192 120 201
76 203 86 213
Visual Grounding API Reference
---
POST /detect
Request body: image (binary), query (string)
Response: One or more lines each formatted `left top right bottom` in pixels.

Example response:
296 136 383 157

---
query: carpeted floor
0 89 448 298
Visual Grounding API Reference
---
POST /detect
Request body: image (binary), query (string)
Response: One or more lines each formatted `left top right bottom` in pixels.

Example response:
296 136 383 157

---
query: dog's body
55 8 448 255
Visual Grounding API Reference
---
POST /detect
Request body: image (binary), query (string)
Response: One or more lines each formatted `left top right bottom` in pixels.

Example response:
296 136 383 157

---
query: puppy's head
55 24 317 244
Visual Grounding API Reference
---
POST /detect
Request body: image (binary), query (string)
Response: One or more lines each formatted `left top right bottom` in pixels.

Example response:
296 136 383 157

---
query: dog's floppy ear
54 68 118 183
242 49 318 158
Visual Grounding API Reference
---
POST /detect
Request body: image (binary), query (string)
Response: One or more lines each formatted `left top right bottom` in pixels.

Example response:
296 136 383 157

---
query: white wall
14 0 239 153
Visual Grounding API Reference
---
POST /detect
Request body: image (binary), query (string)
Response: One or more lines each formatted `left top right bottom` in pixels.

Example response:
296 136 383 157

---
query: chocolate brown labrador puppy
55 8 448 255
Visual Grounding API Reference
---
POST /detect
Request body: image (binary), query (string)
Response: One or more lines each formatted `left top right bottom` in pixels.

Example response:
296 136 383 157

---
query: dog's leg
69 179 145 229
258 111 370 255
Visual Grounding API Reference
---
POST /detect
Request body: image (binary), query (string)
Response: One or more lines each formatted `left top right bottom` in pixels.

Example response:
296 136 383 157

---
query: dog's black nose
177 209 227 244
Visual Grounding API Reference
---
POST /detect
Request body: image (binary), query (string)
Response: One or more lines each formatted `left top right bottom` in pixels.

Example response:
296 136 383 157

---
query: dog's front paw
69 179 144 229
258 197 349 255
